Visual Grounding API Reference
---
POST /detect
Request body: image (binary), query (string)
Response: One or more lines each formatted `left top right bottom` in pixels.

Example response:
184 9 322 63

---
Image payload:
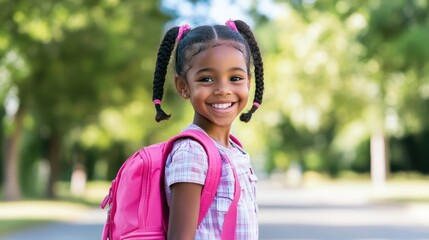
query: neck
192 121 231 148
206 129 231 148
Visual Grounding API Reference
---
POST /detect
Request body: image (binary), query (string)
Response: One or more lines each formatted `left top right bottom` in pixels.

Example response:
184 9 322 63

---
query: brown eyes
231 76 243 81
198 76 243 82
198 77 213 82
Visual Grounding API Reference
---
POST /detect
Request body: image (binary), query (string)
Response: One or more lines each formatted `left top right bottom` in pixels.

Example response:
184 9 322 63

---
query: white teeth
211 103 232 109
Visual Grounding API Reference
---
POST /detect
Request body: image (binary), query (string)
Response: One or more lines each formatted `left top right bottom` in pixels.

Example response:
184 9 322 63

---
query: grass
0 200 92 236
0 181 110 236
0 219 52 235
55 180 111 207
268 171 429 204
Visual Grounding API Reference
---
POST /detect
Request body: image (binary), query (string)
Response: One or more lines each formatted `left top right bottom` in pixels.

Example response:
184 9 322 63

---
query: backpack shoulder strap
229 134 242 148
221 155 241 240
165 129 241 239
165 130 222 224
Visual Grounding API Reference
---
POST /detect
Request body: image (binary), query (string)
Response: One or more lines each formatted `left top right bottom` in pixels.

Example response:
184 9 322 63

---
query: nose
213 80 232 95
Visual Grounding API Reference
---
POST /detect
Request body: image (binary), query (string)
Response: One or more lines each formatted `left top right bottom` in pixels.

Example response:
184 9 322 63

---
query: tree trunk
3 107 25 201
46 132 61 198
370 130 389 188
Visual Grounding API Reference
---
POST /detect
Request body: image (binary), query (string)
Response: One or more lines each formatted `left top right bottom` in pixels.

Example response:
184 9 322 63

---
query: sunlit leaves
259 0 429 174
0 0 173 193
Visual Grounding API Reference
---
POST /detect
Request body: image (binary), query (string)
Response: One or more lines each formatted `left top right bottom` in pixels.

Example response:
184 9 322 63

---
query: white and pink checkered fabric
165 124 259 239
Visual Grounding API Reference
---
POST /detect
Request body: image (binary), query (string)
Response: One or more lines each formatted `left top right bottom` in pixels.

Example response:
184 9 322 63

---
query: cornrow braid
152 26 180 122
233 20 265 122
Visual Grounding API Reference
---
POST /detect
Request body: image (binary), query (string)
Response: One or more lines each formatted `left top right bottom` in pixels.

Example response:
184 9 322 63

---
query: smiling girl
152 19 264 239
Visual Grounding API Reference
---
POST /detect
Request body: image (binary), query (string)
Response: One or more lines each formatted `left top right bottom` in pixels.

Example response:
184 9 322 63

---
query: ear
175 75 190 99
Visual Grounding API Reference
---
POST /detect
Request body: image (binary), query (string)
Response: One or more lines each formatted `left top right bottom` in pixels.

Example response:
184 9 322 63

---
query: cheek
188 87 207 101
238 86 250 104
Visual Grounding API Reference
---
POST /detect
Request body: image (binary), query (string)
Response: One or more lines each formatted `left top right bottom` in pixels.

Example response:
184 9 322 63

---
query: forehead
185 40 248 69
188 44 248 71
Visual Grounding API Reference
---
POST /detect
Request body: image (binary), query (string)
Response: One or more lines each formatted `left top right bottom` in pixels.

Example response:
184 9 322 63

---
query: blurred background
0 0 428 239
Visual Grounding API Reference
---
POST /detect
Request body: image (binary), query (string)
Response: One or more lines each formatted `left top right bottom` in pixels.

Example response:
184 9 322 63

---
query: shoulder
165 138 210 186
167 137 211 171
170 138 208 158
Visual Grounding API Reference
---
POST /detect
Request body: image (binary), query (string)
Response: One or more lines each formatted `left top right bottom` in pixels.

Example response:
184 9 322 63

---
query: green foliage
259 0 429 176
0 0 183 196
2 0 429 198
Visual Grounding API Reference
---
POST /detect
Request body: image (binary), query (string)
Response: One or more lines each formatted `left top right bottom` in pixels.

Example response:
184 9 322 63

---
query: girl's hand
168 182 203 240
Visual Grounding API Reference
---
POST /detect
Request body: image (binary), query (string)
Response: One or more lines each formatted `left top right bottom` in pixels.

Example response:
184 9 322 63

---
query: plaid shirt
165 124 259 239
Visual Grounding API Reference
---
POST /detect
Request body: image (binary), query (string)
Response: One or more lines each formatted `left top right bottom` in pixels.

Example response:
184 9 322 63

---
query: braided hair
152 20 264 122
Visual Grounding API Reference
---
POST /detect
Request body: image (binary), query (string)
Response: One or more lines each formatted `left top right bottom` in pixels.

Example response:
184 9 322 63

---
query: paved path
256 181 429 239
2 181 429 240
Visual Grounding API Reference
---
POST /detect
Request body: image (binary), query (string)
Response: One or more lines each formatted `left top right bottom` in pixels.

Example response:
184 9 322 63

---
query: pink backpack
100 130 242 240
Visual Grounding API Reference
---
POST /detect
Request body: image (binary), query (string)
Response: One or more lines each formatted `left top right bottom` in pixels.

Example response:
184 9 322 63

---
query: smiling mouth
210 103 234 109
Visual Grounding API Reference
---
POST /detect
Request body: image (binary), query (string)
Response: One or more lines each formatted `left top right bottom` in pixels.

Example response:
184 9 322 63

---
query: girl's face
176 43 251 131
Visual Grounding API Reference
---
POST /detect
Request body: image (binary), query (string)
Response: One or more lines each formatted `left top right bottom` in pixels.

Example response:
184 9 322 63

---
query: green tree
264 0 429 180
255 5 370 176
1 0 171 199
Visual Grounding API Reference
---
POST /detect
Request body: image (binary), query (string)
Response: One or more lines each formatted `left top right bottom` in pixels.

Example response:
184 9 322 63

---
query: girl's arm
168 182 203 240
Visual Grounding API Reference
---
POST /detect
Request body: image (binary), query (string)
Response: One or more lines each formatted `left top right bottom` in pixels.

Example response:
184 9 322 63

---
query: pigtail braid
234 20 264 122
152 26 180 122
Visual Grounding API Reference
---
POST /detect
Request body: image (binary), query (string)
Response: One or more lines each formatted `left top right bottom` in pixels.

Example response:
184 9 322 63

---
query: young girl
151 19 264 239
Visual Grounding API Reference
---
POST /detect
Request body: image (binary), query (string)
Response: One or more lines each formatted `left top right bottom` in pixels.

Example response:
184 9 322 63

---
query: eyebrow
195 67 247 75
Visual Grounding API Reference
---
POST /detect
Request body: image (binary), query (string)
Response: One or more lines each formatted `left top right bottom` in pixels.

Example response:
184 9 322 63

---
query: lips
210 103 233 109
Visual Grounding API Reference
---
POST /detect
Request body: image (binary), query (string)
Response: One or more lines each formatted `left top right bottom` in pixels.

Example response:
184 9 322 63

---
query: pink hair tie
153 99 161 105
225 19 238 32
177 24 191 41
252 102 260 108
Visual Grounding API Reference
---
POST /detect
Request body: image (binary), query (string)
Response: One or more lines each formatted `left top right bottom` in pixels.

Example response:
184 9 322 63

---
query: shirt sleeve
165 138 208 187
